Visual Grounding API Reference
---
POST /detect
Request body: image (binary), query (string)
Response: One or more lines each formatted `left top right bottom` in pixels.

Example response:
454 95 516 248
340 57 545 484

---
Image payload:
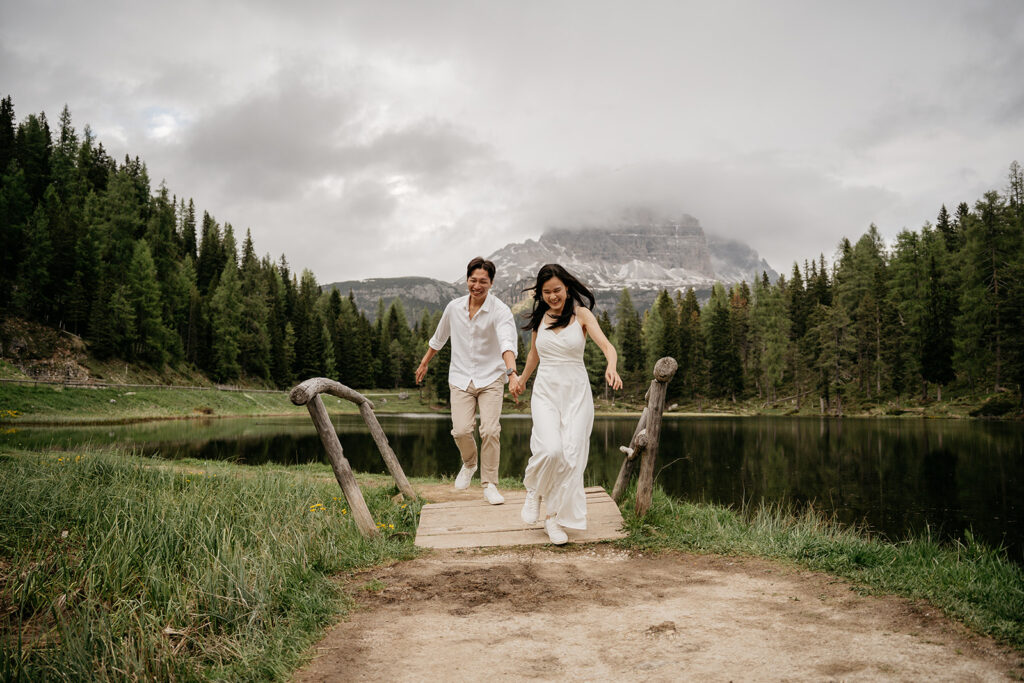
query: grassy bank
0 382 455 424
6 381 1012 427
0 448 421 680
617 487 1024 649
2 449 1021 680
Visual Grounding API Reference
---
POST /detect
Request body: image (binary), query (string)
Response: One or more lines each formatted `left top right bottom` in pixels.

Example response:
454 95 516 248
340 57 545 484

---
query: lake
3 414 1021 561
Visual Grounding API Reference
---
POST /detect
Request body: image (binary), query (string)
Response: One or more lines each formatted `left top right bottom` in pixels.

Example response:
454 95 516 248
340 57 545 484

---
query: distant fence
0 378 285 394
0 378 405 397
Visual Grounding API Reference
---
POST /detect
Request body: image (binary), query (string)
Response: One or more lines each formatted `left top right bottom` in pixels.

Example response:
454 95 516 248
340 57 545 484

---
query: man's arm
416 304 451 384
415 347 438 384
496 305 518 362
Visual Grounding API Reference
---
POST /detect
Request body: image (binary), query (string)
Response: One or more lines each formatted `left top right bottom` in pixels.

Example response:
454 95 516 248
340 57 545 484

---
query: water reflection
3 414 1021 561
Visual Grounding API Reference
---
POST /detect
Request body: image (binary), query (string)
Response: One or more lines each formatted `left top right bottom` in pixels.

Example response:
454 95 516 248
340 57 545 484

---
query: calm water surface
4 414 1021 561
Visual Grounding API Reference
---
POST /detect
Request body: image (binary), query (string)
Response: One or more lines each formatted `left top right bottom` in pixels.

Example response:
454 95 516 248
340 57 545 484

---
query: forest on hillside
1 96 1023 413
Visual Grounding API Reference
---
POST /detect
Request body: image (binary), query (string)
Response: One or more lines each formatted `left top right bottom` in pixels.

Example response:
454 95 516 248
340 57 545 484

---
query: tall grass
0 448 420 680
619 486 1024 649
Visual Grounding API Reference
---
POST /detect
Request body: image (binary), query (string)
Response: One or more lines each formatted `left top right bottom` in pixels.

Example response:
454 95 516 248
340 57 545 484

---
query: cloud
2 0 1022 285
520 160 900 271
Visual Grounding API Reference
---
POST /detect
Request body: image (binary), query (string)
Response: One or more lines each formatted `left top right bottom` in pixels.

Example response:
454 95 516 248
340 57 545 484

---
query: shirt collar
466 292 493 314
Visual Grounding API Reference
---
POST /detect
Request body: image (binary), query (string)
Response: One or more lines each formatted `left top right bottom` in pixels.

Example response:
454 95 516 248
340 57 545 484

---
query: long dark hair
522 263 596 331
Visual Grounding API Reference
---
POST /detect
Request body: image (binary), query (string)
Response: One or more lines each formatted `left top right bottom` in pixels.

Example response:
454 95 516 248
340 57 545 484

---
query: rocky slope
323 277 462 322
487 212 776 313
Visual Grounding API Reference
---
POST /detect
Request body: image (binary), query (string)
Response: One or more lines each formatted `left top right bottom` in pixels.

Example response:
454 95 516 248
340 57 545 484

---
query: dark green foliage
705 284 742 399
12 205 53 318
126 241 168 365
615 289 644 374
969 394 1017 417
15 112 51 204
2 93 1022 408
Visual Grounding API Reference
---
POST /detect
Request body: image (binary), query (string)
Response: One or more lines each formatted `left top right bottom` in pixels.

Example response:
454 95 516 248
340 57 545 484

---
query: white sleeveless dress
523 319 594 530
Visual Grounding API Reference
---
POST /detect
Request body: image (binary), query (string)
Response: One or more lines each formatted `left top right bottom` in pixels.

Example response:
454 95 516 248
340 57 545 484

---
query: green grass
0 448 422 681
617 486 1024 649
0 383 455 424
3 446 1021 679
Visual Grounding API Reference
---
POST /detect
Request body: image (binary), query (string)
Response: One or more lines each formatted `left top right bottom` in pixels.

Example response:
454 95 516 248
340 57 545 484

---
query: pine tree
889 229 927 391
729 282 751 394
281 322 297 386
90 283 136 359
614 289 644 373
209 259 243 382
322 321 338 380
293 269 323 379
811 303 856 415
126 241 168 365
0 96 15 177
15 112 51 204
920 253 955 400
196 211 221 294
936 205 961 251
678 288 701 397
12 205 52 318
956 191 1019 390
180 198 197 261
834 226 886 398
0 161 32 310
750 276 790 403
704 284 742 399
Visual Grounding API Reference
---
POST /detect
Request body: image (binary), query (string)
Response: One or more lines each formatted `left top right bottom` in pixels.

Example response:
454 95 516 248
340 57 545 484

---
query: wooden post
611 405 649 503
304 394 378 538
290 377 417 501
357 402 417 500
634 357 678 518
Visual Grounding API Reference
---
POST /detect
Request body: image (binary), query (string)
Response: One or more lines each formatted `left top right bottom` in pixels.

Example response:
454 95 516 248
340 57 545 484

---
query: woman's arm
510 330 539 397
578 308 623 390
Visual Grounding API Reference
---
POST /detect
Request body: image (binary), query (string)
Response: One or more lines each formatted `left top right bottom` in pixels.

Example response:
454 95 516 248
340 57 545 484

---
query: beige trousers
449 377 504 485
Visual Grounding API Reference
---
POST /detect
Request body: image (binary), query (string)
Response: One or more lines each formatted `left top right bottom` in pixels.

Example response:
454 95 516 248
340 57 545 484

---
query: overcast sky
2 1 1022 282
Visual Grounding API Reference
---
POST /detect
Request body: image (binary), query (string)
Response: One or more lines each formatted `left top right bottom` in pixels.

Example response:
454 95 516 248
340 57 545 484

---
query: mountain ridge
324 215 776 318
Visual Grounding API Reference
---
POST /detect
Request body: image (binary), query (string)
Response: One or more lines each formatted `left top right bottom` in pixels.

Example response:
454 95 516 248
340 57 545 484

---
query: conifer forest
2 96 1023 414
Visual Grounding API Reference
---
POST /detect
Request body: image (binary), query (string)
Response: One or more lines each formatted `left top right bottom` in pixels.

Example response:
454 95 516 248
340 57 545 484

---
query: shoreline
2 381 1019 425
1 446 1021 682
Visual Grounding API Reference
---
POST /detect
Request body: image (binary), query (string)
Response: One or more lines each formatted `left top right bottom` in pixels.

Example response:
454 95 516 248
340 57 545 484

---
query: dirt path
294 546 1021 681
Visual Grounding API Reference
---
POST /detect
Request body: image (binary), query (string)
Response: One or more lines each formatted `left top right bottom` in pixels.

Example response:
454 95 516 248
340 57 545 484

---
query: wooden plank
414 486 626 549
423 486 608 509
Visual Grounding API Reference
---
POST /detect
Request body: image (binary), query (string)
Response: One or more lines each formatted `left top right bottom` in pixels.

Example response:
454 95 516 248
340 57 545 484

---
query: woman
509 264 622 544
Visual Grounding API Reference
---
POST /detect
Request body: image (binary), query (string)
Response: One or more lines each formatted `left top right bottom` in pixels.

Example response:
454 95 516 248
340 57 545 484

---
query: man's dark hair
466 256 496 281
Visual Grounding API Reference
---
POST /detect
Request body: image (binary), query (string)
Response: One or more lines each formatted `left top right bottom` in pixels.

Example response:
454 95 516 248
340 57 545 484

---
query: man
415 257 519 505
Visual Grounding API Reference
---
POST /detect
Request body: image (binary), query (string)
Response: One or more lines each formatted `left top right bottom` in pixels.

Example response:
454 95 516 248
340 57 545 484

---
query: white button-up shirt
429 293 518 391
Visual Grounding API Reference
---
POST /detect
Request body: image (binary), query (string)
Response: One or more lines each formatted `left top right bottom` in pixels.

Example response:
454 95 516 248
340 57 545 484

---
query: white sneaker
483 483 505 505
454 464 477 490
521 489 540 524
544 517 568 545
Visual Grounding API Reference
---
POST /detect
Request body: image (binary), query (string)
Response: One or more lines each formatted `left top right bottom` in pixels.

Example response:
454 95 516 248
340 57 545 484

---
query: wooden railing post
291 377 419 539
304 393 378 538
611 357 677 517
611 406 649 503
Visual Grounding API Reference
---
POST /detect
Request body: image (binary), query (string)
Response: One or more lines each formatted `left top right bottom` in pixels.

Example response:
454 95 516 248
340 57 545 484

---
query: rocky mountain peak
487 213 776 313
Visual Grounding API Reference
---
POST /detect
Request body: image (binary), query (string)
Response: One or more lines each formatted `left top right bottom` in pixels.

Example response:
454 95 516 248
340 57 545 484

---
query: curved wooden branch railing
290 377 418 538
611 357 678 517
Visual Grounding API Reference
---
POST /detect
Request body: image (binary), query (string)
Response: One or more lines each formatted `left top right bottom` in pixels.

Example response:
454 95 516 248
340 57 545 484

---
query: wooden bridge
291 357 677 547
414 486 625 549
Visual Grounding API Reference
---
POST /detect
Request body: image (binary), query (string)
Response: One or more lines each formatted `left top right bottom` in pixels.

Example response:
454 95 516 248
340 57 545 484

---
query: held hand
509 374 524 398
605 367 623 391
